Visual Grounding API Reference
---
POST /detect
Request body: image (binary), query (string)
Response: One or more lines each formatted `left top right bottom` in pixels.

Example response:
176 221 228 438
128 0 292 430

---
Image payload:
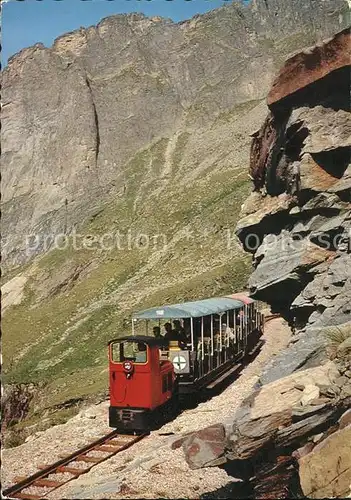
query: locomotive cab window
111 341 147 364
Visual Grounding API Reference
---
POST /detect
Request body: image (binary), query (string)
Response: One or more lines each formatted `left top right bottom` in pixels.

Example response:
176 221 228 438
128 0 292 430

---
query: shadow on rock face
200 455 305 499
311 146 350 179
200 480 254 500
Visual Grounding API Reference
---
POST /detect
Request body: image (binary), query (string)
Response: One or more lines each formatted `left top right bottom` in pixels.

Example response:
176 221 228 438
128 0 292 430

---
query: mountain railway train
108 294 264 431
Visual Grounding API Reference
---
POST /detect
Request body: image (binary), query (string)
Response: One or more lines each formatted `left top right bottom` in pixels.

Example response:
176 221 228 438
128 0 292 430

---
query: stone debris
1 274 28 312
300 384 320 406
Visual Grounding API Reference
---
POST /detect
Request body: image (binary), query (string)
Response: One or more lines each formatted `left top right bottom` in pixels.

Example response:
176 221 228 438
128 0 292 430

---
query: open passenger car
108 294 264 430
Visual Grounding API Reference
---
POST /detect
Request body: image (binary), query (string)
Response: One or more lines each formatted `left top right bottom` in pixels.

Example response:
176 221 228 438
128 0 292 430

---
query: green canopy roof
133 296 245 320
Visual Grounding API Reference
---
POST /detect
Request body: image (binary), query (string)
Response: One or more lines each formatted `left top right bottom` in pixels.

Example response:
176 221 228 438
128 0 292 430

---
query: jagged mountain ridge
2 0 349 267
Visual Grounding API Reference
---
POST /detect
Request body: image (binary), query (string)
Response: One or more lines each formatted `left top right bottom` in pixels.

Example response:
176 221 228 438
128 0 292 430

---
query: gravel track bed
66 460 94 470
86 449 111 458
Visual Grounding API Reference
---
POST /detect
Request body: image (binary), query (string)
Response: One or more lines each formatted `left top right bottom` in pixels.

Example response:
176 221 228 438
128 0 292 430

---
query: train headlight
123 361 134 375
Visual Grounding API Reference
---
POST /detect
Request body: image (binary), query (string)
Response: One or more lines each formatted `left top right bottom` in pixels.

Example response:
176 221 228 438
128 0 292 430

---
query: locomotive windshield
111 340 147 364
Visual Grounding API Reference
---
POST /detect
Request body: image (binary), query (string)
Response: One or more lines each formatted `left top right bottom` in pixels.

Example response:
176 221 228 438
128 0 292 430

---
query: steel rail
264 313 281 322
3 430 146 499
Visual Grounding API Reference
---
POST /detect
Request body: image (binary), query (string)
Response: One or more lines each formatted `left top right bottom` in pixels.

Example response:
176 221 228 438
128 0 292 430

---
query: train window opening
137 318 192 346
111 340 148 364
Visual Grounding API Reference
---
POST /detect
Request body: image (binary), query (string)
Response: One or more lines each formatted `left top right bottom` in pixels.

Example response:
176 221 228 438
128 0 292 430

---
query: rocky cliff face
236 27 351 383
2 0 348 268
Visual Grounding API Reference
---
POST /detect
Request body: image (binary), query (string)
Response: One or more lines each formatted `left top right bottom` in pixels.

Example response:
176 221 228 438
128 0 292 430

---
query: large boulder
181 424 227 469
298 424 351 498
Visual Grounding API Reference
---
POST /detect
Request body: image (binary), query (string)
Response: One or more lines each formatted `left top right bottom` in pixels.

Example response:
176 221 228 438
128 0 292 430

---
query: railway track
264 313 281 323
3 430 146 500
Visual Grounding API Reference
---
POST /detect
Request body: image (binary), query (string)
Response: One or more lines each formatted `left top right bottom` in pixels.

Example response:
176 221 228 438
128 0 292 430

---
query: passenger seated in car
239 309 247 324
173 320 187 343
183 318 191 338
164 322 187 348
153 326 161 338
135 342 147 363
222 322 235 343
164 322 174 339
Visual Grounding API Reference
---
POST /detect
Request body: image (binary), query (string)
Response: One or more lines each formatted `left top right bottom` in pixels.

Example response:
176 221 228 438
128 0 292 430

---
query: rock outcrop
298 424 351 498
267 27 351 108
180 362 351 498
1 0 349 269
1 384 38 431
1 383 43 447
236 27 351 382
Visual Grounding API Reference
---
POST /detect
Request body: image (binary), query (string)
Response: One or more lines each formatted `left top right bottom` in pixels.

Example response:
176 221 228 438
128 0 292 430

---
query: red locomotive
109 336 177 430
108 294 264 431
